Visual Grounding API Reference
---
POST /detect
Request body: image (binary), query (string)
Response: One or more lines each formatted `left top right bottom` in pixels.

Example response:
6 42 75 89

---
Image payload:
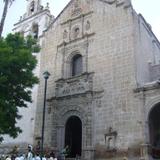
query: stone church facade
1 0 160 160
34 0 160 160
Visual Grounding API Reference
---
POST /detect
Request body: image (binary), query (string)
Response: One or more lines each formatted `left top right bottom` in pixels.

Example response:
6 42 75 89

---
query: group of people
0 145 72 160
0 145 57 160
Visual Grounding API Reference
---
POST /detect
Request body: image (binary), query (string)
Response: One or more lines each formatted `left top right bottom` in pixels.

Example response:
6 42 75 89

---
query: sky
0 0 160 40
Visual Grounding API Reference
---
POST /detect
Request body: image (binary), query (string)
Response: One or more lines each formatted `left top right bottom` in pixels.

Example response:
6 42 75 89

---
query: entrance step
66 158 81 160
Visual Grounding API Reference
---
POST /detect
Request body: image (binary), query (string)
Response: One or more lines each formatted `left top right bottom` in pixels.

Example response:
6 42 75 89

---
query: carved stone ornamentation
85 21 91 31
104 127 117 150
104 0 116 4
55 72 94 97
74 0 79 8
73 27 80 39
63 30 68 40
116 0 131 7
71 0 82 17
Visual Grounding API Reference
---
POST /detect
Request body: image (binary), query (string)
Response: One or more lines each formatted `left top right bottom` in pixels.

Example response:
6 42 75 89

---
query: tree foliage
0 33 39 141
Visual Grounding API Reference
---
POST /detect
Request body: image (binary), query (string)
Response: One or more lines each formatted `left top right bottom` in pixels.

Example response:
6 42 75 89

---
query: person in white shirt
19 154 25 160
35 154 41 160
42 156 46 160
15 156 20 160
5 156 11 160
27 145 33 160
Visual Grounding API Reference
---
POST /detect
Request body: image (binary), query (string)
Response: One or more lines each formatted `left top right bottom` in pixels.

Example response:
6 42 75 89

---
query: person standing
61 145 70 160
27 145 33 160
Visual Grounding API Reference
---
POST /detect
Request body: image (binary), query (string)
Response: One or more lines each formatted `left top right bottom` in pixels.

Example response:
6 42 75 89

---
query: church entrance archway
149 103 160 158
65 116 82 158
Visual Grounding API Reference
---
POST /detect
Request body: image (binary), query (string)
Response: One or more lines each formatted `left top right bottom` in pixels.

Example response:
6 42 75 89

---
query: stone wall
34 0 160 160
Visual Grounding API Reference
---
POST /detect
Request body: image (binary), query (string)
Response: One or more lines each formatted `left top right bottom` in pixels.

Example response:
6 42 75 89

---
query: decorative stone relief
63 30 68 40
56 105 88 134
85 21 91 31
86 0 91 4
74 0 79 8
104 127 117 150
116 0 124 6
72 27 80 39
116 0 132 7
55 72 94 97
71 0 82 17
104 0 116 4
101 0 131 8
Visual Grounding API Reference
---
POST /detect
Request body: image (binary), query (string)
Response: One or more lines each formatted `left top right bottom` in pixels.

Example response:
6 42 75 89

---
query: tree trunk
0 0 9 38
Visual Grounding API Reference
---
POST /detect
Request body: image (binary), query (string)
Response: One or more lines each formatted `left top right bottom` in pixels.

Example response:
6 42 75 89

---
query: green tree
0 0 15 37
0 33 39 142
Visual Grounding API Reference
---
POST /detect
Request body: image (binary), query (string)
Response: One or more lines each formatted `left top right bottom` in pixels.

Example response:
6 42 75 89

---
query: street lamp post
41 71 50 160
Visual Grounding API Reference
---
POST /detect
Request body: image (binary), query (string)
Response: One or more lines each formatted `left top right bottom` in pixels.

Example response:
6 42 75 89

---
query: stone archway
65 116 82 158
149 103 160 158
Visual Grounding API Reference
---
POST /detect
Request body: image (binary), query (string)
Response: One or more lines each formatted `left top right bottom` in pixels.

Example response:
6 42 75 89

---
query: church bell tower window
32 23 39 39
30 1 35 12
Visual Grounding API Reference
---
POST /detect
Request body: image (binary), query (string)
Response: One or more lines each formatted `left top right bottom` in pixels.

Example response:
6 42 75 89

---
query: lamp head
43 71 50 79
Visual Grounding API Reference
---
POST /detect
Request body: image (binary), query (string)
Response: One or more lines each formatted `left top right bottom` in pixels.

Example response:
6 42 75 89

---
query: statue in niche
63 30 68 39
73 27 80 39
108 137 114 149
85 21 91 31
104 127 117 150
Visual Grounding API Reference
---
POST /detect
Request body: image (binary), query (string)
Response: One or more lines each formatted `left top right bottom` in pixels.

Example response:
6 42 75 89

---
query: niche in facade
72 27 80 39
104 127 117 150
71 54 83 76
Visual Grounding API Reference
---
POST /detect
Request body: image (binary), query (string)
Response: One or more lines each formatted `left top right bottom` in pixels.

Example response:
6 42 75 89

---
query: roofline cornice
14 9 52 26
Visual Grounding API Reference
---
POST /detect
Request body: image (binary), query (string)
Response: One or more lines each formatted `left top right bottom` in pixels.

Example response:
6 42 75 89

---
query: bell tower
26 0 42 16
0 0 54 155
13 0 54 38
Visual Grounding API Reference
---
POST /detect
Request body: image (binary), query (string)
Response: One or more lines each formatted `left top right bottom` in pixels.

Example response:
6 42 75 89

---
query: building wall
133 13 160 85
34 0 151 159
1 0 159 159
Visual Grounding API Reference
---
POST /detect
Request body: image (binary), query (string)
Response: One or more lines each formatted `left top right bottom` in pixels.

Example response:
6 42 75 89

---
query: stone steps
66 158 81 160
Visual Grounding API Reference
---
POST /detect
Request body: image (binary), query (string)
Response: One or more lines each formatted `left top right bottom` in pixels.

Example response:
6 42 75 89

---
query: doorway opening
149 103 160 158
65 116 82 158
